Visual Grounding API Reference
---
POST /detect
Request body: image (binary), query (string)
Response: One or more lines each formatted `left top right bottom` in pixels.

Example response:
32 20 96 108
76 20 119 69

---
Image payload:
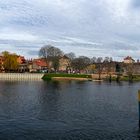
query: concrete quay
0 73 44 81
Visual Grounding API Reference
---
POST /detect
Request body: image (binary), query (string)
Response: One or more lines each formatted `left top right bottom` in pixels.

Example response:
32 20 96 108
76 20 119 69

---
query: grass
43 73 140 82
42 73 92 81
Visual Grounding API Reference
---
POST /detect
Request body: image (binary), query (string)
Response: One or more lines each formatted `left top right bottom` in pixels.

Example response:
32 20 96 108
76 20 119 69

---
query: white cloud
0 0 139 60
104 0 130 20
0 32 38 42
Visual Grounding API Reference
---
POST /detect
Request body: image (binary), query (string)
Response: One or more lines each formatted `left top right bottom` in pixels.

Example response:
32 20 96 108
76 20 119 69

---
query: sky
0 0 140 60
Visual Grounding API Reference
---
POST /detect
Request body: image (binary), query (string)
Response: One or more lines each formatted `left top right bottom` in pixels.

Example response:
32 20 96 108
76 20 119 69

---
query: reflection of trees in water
51 81 61 90
38 81 72 120
38 80 90 121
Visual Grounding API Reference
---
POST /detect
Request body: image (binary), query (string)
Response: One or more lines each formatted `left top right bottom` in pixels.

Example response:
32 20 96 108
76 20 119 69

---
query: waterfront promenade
0 73 114 81
0 73 44 80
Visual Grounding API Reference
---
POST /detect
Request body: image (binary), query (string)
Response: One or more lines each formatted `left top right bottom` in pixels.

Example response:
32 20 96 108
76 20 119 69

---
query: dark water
0 80 140 140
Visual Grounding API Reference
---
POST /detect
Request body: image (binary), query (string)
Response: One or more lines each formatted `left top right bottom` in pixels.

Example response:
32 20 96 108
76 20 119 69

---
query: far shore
0 73 140 82
42 73 140 82
52 77 89 81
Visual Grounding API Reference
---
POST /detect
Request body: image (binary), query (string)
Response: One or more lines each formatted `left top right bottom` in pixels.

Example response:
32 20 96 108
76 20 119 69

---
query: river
0 80 139 140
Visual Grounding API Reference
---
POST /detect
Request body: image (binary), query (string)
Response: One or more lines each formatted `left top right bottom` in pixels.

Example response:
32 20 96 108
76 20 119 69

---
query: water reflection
0 80 139 139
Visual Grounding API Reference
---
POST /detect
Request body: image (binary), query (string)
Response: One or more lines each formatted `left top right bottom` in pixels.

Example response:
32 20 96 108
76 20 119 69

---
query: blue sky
0 0 140 60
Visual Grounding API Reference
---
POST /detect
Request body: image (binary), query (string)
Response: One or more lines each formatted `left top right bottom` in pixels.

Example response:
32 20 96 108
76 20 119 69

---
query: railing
0 73 44 81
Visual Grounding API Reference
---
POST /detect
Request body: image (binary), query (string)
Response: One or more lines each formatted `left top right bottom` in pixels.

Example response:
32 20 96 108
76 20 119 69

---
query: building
123 56 135 64
59 56 70 72
17 56 26 64
32 59 48 72
0 54 4 72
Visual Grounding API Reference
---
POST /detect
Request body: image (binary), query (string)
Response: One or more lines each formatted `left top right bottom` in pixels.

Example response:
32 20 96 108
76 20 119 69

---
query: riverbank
40 73 140 82
105 75 140 82
42 73 92 81
0 73 140 82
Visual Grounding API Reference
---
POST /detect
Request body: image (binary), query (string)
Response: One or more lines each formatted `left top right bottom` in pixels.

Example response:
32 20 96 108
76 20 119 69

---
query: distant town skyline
0 0 140 61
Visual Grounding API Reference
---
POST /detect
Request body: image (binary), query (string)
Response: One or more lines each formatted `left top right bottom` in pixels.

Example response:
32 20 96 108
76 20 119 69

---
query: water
0 80 140 140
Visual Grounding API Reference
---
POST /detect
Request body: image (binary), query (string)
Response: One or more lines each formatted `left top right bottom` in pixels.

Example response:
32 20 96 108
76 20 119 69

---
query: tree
86 64 96 74
124 63 134 82
39 45 63 72
65 52 76 60
65 52 76 72
2 51 19 72
91 57 97 63
103 57 113 82
71 56 90 73
115 63 122 82
96 57 103 80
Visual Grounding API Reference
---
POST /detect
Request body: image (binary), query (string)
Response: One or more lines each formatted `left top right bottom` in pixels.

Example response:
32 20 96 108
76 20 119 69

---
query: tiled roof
34 59 47 67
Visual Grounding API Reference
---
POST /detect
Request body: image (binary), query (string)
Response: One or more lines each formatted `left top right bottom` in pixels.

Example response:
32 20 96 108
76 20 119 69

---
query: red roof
17 56 26 64
34 59 47 67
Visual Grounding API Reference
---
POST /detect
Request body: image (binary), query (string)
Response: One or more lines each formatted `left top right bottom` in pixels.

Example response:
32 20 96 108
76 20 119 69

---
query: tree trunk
98 72 101 80
109 74 112 82
116 74 120 82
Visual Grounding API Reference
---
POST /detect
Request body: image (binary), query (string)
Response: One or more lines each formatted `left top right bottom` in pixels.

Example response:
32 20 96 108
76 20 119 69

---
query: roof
34 59 47 67
124 56 134 61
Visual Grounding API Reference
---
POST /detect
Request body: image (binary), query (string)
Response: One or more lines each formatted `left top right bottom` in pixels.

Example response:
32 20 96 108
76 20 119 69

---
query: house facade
123 56 135 63
59 56 70 72
31 59 48 72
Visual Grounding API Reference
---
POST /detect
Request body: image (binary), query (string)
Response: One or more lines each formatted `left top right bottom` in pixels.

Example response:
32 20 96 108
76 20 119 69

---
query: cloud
0 0 140 60
132 0 140 8
0 32 37 42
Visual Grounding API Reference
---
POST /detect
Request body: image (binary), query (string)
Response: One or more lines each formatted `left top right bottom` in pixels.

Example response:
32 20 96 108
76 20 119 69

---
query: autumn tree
39 45 63 72
86 64 96 74
2 51 19 72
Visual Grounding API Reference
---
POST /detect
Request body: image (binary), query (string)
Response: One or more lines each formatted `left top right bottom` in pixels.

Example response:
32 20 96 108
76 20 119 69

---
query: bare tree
124 63 134 82
115 63 122 82
65 52 76 72
39 45 63 72
65 52 76 60
103 57 113 82
71 56 90 73
96 57 104 80
104 57 110 63
91 57 97 63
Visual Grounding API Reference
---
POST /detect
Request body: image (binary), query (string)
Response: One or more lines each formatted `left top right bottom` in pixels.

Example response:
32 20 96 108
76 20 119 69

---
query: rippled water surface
0 80 140 140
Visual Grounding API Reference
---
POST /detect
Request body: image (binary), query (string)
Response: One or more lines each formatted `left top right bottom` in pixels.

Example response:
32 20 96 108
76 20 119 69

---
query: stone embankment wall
91 74 117 79
0 73 44 81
